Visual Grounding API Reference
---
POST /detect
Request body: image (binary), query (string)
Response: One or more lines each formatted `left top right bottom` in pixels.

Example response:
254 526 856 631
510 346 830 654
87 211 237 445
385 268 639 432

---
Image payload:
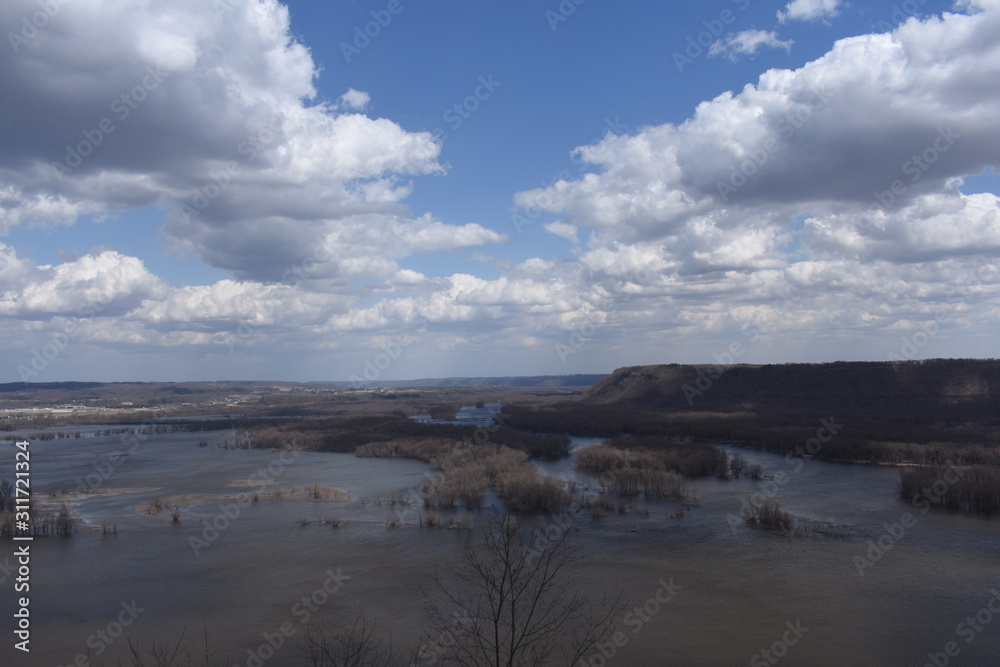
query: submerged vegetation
575 444 693 500
0 480 76 536
244 415 571 459
360 437 571 513
741 500 793 531
579 436 729 478
898 465 1000 514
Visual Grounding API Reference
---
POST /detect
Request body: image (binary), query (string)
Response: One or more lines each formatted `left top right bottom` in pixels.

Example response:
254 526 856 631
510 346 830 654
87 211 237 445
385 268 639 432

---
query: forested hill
583 359 1000 417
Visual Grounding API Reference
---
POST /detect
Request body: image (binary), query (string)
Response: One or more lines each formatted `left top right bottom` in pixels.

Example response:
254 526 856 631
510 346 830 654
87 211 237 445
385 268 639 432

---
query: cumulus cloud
338 88 371 111
544 221 579 244
0 0 500 286
499 4 1000 368
709 30 794 61
778 0 841 23
0 243 36 294
803 190 1000 264
0 186 103 235
3 1 1000 380
0 250 165 319
517 5 1000 259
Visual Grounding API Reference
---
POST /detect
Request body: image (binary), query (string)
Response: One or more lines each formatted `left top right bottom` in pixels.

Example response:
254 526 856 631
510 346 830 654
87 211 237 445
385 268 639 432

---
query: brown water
1 426 998 666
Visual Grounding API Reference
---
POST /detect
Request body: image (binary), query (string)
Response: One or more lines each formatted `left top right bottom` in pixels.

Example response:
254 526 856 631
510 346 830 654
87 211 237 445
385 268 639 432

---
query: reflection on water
0 428 998 666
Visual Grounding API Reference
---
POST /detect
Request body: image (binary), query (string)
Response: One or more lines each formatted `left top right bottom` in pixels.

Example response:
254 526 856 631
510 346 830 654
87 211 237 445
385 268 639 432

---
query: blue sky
1 0 999 382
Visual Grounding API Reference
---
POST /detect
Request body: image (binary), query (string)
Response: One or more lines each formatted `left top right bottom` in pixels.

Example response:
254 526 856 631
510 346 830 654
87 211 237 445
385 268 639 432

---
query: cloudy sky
2 0 999 382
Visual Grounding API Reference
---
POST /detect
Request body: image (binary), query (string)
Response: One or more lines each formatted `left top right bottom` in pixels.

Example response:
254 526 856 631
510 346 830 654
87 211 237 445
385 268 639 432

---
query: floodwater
1 425 998 666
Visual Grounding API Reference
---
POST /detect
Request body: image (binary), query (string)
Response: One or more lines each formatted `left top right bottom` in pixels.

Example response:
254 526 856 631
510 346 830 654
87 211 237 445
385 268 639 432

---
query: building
455 403 501 422
409 403 501 426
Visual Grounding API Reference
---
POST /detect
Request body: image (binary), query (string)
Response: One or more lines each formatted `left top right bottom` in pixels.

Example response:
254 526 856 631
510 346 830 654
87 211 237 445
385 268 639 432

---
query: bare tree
114 625 226 666
301 611 394 667
419 511 620 667
728 453 747 479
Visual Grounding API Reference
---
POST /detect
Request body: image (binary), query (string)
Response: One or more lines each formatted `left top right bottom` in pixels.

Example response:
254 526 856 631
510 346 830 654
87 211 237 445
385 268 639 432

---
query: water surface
0 428 997 666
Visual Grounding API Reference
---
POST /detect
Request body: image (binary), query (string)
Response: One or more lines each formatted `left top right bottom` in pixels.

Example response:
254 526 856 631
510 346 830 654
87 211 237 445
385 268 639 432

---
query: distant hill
0 381 107 393
0 376 608 409
0 380 289 408
582 359 999 416
319 375 607 389
491 358 1000 468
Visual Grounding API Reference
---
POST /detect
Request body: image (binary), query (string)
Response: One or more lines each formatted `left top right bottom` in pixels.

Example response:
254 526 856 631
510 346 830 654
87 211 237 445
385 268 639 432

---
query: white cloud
520 5 1000 261
709 30 794 61
0 0 499 286
0 186 102 235
955 0 1000 12
803 190 1000 263
544 221 579 244
338 88 371 111
499 4 1000 370
778 0 842 23
0 250 165 318
0 243 36 294
3 1 1000 380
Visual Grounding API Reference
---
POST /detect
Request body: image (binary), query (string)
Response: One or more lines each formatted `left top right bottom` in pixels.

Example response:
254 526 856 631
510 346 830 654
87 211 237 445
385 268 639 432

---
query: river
0 426 997 666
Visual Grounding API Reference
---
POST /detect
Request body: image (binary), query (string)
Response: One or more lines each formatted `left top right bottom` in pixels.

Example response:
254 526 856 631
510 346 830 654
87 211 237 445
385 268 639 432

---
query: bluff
582 359 1000 419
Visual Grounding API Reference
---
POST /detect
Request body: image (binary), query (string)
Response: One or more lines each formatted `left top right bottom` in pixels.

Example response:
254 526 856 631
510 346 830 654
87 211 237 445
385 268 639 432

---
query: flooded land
1 368 999 666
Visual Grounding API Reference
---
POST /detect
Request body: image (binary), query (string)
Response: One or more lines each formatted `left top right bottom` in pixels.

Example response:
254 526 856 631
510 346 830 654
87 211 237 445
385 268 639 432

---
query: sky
1 0 999 383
